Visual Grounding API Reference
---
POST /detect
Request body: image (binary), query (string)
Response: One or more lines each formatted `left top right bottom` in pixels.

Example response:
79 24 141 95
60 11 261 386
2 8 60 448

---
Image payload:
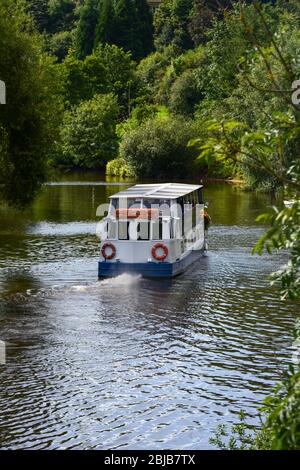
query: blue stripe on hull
98 249 204 278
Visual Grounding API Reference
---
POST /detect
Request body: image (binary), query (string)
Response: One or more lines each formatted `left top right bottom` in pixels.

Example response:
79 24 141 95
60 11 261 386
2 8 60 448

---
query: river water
0 174 298 449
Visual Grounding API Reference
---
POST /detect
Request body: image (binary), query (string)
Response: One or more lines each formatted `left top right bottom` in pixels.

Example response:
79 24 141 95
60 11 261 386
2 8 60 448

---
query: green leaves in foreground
190 117 300 300
253 201 300 300
210 321 300 450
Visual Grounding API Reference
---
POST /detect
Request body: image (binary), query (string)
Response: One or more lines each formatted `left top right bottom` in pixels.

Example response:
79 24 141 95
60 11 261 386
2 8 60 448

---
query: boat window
136 221 149 240
113 198 142 211
152 219 163 240
128 198 142 208
108 220 116 239
118 221 129 240
143 199 159 208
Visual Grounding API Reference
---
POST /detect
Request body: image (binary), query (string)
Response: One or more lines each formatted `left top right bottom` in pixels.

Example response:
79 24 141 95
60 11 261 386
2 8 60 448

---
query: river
0 173 298 449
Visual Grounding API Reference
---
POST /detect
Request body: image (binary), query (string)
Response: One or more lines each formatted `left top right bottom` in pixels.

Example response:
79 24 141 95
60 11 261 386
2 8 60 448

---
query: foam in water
8 273 142 301
71 273 142 291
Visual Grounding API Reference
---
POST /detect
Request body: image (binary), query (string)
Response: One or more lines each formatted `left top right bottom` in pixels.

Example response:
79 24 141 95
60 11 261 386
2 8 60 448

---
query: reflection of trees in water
206 183 276 226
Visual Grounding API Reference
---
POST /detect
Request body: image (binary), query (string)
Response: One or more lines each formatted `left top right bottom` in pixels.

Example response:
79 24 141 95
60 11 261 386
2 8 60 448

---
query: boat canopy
109 183 203 200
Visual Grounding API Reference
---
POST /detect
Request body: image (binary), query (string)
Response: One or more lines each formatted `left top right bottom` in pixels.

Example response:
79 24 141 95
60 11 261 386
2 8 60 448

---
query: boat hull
98 248 205 278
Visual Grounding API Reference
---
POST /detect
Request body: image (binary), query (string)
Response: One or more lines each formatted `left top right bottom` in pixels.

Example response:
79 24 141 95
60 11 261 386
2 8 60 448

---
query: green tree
74 0 99 59
27 0 51 32
47 0 77 33
154 0 193 52
62 44 137 112
169 69 201 115
0 1 63 206
114 0 139 57
134 0 154 58
94 0 116 47
59 93 119 168
47 30 74 62
119 114 199 177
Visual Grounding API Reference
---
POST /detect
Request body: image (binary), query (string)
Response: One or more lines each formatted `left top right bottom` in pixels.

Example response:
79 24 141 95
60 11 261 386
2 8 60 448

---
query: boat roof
110 183 203 200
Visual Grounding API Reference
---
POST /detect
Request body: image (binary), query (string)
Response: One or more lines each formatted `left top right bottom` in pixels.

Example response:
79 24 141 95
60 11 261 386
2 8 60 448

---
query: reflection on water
0 174 299 449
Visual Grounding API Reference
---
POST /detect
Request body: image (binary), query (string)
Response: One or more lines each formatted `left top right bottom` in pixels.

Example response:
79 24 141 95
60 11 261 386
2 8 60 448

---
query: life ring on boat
101 242 116 260
151 243 169 261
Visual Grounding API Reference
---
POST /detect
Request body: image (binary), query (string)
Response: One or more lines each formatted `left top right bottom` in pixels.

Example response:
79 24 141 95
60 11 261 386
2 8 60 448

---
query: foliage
191 4 300 449
74 0 99 59
116 104 170 138
119 114 199 177
254 198 300 300
46 30 74 62
209 411 256 450
258 360 300 449
211 322 300 450
169 69 201 115
27 0 51 32
75 0 153 60
188 0 233 45
0 0 64 206
47 0 77 34
93 0 116 47
154 0 193 52
113 0 153 60
59 93 119 168
136 47 175 93
61 43 137 112
106 157 135 177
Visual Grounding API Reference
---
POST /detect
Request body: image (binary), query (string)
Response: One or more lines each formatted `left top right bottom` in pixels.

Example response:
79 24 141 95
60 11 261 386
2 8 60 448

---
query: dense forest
0 0 299 196
0 0 300 449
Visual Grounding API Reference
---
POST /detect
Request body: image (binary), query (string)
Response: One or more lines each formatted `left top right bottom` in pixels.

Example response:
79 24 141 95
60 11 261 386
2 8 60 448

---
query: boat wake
6 273 142 302
70 273 142 291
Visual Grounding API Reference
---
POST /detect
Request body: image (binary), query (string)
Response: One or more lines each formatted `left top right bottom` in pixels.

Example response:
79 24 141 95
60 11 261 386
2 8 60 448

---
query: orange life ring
151 243 168 261
101 242 116 260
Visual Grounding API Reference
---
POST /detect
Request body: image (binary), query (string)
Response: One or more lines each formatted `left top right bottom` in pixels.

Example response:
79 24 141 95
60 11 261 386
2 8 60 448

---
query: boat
97 183 209 278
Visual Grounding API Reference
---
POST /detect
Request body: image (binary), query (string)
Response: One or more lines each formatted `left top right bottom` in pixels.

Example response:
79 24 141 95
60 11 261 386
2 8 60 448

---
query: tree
119 115 199 177
74 0 99 59
62 44 137 112
27 0 51 32
59 93 119 168
154 0 193 52
134 0 154 58
94 0 116 47
114 0 140 57
47 0 77 33
188 0 233 45
169 69 201 115
47 30 74 62
0 1 63 206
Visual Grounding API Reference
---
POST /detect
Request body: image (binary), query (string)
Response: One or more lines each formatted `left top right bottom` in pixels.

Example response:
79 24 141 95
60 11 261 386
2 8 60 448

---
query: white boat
97 183 208 278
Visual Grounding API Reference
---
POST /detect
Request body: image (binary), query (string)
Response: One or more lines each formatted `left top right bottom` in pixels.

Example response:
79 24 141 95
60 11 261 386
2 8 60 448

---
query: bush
169 69 202 116
119 115 199 177
106 157 135 178
59 93 119 168
116 103 170 138
257 361 300 450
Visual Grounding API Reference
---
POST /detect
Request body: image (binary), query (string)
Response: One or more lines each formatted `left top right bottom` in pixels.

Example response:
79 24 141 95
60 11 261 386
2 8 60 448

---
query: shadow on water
0 175 299 449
